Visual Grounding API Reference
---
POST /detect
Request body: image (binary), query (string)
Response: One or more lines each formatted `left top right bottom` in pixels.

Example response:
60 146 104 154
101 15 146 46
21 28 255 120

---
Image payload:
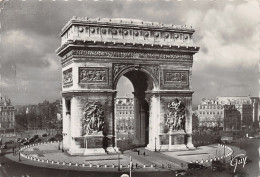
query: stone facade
0 94 15 133
217 96 256 129
223 105 241 131
197 99 224 128
115 97 134 132
57 17 199 155
197 96 258 131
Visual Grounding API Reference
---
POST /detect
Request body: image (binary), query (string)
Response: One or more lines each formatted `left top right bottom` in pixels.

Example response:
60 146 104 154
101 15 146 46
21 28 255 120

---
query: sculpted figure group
166 98 186 132
83 102 105 135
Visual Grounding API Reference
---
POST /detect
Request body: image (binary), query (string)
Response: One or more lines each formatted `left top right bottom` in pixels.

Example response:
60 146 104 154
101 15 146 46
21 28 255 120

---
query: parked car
211 160 226 171
18 138 27 144
21 141 29 146
0 145 7 149
48 137 57 142
15 138 21 142
55 133 63 141
29 137 36 144
34 138 42 143
33 135 39 139
5 140 14 145
42 134 47 137
188 163 206 170
175 170 191 176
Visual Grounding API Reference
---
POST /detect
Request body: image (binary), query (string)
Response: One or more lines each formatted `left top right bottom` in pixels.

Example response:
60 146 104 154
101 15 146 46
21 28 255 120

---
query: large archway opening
115 69 157 150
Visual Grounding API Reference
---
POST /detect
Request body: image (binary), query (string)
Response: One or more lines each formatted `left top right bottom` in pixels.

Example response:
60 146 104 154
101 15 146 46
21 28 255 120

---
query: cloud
1 30 57 68
189 1 259 69
0 0 258 106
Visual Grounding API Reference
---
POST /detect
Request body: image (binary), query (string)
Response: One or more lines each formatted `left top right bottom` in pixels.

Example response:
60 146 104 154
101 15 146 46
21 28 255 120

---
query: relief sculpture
113 64 128 77
143 65 159 77
164 70 188 84
83 102 105 135
79 68 107 83
63 68 72 85
166 99 186 132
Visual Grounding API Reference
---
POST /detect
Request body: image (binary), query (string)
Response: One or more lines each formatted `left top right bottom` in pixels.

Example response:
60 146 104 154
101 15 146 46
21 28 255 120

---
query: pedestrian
137 150 140 155
143 151 145 156
136 163 138 169
12 147 15 155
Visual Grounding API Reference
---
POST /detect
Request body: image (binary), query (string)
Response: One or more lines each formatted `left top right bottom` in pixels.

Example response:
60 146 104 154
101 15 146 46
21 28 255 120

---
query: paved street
0 139 258 177
13 142 232 171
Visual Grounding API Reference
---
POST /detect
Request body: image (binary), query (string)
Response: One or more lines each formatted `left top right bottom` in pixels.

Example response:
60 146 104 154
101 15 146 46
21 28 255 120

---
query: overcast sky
0 0 259 106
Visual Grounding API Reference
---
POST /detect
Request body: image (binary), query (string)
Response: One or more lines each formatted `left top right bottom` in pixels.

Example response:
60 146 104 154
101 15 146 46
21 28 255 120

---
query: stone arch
57 17 199 155
114 67 156 146
113 65 159 91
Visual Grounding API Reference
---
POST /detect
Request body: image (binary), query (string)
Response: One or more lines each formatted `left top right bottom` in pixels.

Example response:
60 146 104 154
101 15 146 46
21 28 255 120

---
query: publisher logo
230 154 247 173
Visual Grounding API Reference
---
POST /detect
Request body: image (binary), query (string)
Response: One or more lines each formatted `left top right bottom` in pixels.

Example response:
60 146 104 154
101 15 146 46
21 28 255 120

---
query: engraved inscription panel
172 134 185 145
86 136 103 149
79 67 108 84
160 134 169 145
63 68 72 85
164 70 189 85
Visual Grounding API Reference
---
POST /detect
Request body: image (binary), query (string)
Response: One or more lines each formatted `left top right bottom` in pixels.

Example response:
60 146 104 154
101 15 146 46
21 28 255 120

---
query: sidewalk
5 142 237 172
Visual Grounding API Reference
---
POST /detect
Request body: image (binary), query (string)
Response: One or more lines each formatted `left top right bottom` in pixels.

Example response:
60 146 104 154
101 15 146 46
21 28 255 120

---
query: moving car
21 141 29 146
188 163 206 170
211 160 226 171
0 145 7 149
48 137 57 142
5 140 14 145
175 170 191 176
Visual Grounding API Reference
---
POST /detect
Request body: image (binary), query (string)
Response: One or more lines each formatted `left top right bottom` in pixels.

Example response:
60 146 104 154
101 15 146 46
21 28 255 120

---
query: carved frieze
164 70 189 85
79 67 108 84
72 49 192 60
63 68 73 85
166 99 186 132
143 65 159 77
113 64 129 77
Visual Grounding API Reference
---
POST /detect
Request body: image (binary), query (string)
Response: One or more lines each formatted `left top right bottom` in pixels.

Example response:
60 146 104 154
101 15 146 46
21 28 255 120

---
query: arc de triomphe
56 17 199 155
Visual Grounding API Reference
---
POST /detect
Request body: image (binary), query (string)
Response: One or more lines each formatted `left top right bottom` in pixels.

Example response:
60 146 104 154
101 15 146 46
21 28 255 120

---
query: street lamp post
18 142 21 162
223 142 225 163
155 137 157 152
58 141 60 150
62 140 64 152
118 151 121 171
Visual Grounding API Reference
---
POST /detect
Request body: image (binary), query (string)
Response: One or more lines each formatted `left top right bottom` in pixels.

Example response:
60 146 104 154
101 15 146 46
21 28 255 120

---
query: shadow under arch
113 65 159 91
114 66 158 147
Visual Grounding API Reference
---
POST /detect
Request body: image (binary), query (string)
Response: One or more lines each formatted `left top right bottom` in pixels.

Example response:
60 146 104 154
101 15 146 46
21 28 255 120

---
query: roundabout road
0 153 176 177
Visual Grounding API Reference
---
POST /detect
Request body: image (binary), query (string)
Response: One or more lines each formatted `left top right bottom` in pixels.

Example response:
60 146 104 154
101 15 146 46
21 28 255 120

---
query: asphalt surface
0 150 175 177
0 139 259 177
